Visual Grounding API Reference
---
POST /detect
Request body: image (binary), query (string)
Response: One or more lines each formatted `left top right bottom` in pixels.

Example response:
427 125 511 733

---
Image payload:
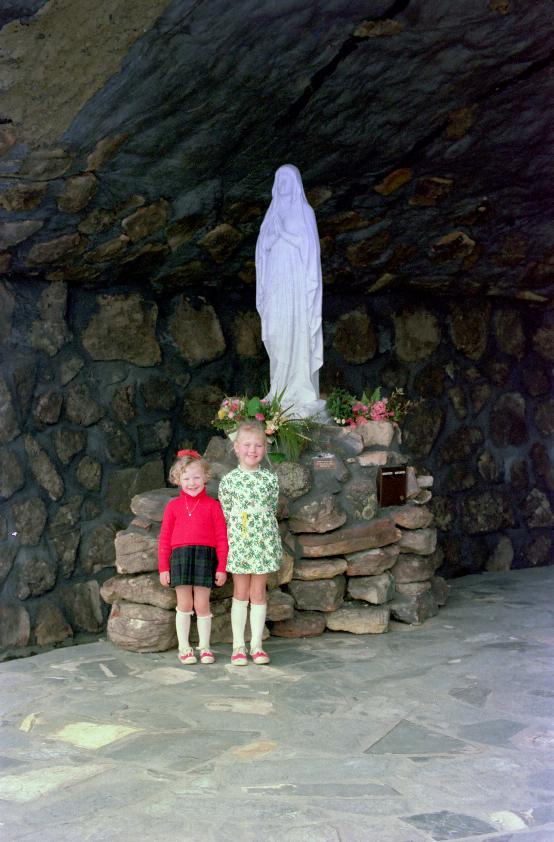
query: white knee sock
231 598 248 649
196 614 212 651
175 609 193 653
249 602 267 653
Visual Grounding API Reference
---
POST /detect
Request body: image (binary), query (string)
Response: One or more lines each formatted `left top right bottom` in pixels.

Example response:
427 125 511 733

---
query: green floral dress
218 467 282 574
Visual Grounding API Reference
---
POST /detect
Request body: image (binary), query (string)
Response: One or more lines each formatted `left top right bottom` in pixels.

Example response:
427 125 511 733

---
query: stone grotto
103 424 448 651
0 0 552 655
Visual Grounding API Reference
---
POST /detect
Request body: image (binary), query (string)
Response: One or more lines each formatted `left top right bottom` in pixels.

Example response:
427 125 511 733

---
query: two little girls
158 421 281 665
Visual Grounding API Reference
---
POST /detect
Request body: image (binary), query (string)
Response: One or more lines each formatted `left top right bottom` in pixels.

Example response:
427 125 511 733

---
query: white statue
255 164 326 419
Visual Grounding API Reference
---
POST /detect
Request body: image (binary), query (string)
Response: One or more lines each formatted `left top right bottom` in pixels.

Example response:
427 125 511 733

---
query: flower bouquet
213 390 313 463
326 386 416 427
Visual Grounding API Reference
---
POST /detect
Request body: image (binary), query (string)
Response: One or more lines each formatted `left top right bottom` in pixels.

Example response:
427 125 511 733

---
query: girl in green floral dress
218 421 282 665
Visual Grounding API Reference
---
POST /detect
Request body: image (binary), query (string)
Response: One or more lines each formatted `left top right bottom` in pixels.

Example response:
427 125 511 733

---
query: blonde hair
234 420 267 444
168 453 211 486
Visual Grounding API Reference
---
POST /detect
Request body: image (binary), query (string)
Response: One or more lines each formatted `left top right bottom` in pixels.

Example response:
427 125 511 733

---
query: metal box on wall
377 465 407 507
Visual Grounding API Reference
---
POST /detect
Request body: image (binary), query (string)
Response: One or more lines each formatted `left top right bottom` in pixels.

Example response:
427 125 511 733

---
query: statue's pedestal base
291 398 329 421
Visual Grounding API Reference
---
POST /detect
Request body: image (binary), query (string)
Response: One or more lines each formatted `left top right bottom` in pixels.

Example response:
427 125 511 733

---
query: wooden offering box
377 465 407 507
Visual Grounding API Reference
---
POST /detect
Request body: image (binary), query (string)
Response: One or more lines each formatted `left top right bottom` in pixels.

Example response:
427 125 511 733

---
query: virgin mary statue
255 164 325 419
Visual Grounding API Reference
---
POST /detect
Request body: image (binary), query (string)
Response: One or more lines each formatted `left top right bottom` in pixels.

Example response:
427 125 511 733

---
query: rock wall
103 427 448 652
0 278 552 654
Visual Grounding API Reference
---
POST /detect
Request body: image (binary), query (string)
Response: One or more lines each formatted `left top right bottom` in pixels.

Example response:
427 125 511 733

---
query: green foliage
326 385 417 426
273 416 313 462
246 396 263 416
325 388 355 423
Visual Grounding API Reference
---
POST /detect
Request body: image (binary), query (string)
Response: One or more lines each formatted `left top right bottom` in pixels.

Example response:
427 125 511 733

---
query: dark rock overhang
0 0 553 303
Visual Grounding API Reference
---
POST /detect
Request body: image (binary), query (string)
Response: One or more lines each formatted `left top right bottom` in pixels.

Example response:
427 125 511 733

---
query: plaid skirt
169 545 217 589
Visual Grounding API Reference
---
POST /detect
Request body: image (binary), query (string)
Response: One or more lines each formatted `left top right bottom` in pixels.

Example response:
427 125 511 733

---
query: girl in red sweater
158 450 228 665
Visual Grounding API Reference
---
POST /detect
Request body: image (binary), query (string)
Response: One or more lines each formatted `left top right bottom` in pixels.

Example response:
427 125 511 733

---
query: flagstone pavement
1 567 553 842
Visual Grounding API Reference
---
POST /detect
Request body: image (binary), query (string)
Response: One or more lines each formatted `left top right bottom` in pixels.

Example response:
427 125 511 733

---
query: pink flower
370 399 390 421
255 412 265 421
355 416 368 425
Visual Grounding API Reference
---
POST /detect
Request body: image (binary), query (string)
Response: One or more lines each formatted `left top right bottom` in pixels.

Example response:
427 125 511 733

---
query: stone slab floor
1 567 553 842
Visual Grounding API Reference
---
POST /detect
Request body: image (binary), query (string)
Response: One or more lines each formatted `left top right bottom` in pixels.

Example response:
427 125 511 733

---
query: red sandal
251 650 270 665
178 649 197 665
231 647 248 666
200 650 215 664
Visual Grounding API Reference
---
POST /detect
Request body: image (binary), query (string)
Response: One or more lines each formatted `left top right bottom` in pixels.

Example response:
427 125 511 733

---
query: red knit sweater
158 489 228 574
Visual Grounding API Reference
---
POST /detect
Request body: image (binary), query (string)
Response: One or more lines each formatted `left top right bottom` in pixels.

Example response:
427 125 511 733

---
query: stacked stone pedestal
102 423 449 651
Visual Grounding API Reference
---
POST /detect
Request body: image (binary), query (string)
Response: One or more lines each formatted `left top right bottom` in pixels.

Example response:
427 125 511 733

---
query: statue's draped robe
256 165 323 416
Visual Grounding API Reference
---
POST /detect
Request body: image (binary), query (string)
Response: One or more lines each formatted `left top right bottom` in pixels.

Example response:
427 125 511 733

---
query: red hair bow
177 449 201 459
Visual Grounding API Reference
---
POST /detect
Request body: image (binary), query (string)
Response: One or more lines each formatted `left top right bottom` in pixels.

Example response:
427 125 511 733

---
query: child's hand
159 572 170 588
215 572 227 587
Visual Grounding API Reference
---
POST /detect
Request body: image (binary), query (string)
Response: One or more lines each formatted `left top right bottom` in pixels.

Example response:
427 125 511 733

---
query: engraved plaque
312 452 337 470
